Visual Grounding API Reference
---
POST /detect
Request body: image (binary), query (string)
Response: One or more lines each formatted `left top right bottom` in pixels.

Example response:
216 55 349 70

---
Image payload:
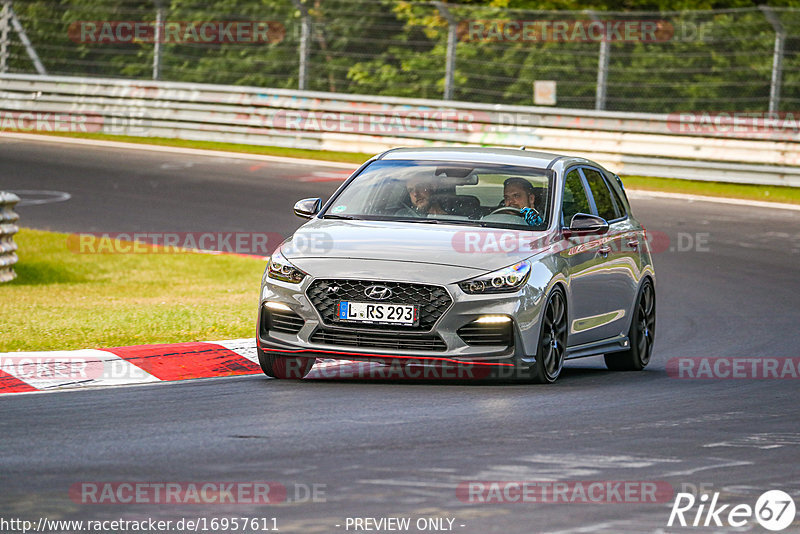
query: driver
503 177 543 226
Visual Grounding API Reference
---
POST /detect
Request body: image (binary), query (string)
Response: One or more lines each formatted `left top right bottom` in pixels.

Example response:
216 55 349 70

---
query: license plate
337 301 418 326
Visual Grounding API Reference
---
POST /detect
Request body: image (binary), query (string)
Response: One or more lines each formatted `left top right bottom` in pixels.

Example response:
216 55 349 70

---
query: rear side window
606 174 630 217
562 169 591 225
582 168 619 221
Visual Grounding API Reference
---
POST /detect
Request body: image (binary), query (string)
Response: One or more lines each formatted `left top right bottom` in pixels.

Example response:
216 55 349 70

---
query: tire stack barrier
0 191 20 283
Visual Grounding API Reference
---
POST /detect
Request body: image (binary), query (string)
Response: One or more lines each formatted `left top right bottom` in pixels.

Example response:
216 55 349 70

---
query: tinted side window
582 168 618 221
606 174 629 217
562 169 591 225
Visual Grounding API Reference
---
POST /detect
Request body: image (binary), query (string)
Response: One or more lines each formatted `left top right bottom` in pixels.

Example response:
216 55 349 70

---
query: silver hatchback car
257 147 655 383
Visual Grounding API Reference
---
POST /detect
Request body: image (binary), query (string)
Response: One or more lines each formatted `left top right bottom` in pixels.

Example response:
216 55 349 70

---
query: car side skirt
565 334 630 359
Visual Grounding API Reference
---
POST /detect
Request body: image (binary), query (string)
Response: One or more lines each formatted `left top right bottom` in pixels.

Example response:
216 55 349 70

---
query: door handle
598 246 612 256
627 240 639 249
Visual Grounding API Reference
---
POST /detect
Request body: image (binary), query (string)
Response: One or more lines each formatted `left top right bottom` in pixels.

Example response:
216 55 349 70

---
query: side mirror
567 213 609 235
294 198 321 219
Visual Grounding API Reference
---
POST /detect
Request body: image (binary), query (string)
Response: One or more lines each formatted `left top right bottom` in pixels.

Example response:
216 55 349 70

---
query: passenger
406 177 446 216
503 177 543 226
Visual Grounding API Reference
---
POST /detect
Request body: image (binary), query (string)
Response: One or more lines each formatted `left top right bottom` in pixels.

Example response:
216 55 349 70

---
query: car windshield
321 160 552 230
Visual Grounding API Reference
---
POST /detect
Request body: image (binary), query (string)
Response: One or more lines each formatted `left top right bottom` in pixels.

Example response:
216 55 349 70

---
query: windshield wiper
429 219 492 227
395 218 499 227
321 214 360 220
391 218 441 224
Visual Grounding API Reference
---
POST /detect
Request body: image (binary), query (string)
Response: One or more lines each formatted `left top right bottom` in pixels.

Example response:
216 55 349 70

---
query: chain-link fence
1 0 799 113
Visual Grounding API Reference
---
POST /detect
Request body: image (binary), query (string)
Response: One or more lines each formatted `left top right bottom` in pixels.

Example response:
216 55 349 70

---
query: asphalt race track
2 137 799 533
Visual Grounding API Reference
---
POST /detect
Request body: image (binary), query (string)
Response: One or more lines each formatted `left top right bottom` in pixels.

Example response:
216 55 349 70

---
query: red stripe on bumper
107 342 260 381
257 343 514 367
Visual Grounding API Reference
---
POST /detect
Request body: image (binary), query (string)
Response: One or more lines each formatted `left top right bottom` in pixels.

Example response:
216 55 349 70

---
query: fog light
474 315 512 324
265 301 292 311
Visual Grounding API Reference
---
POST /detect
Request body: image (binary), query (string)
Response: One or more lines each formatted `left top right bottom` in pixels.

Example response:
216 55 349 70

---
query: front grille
261 307 305 335
310 328 447 352
457 320 513 347
307 279 452 331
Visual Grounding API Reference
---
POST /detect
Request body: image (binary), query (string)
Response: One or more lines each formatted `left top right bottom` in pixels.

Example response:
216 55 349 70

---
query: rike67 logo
668 490 796 531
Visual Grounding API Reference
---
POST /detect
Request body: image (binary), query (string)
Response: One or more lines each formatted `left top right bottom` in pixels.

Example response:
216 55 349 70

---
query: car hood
281 218 550 273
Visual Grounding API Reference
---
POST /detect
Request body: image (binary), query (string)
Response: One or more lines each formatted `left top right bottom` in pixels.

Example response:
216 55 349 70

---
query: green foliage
5 0 800 112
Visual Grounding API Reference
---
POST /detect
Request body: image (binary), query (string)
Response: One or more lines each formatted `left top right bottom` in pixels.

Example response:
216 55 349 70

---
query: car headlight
458 260 531 294
267 249 307 284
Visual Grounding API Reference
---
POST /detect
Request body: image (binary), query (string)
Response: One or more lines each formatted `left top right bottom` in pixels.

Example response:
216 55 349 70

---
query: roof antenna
518 146 526 150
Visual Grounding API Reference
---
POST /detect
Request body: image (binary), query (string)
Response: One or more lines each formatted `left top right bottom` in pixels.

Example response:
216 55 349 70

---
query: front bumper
257 272 547 366
256 336 518 375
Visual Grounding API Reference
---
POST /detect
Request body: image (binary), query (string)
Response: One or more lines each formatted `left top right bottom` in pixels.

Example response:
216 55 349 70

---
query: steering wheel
489 206 541 219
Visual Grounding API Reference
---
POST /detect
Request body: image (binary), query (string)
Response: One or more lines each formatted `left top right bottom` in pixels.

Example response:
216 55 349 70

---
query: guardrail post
0 191 20 283
587 11 609 111
760 6 784 114
291 0 310 91
434 2 457 100
152 1 165 81
7 2 45 75
595 40 609 111
1 0 10 74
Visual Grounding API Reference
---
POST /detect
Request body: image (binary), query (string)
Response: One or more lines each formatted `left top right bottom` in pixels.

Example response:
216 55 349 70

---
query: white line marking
704 432 800 449
658 458 752 478
0 132 355 168
7 190 71 206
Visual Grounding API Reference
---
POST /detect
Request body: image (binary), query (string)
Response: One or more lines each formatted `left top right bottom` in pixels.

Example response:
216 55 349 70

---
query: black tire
605 279 656 371
522 287 568 384
257 347 314 379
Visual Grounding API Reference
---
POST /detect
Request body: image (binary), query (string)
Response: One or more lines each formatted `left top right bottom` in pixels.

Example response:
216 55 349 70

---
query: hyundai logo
364 285 392 300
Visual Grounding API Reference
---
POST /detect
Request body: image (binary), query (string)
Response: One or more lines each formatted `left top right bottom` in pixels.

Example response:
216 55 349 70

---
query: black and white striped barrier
0 191 19 282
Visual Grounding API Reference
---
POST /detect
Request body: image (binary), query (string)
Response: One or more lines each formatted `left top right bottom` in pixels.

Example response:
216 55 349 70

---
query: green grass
622 175 800 205
0 229 266 352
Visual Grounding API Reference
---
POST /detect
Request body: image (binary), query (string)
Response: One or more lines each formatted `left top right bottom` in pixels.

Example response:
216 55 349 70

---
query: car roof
377 146 565 169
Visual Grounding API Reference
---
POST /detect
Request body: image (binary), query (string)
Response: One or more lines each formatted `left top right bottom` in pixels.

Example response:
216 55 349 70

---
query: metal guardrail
1 73 799 186
0 191 19 283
